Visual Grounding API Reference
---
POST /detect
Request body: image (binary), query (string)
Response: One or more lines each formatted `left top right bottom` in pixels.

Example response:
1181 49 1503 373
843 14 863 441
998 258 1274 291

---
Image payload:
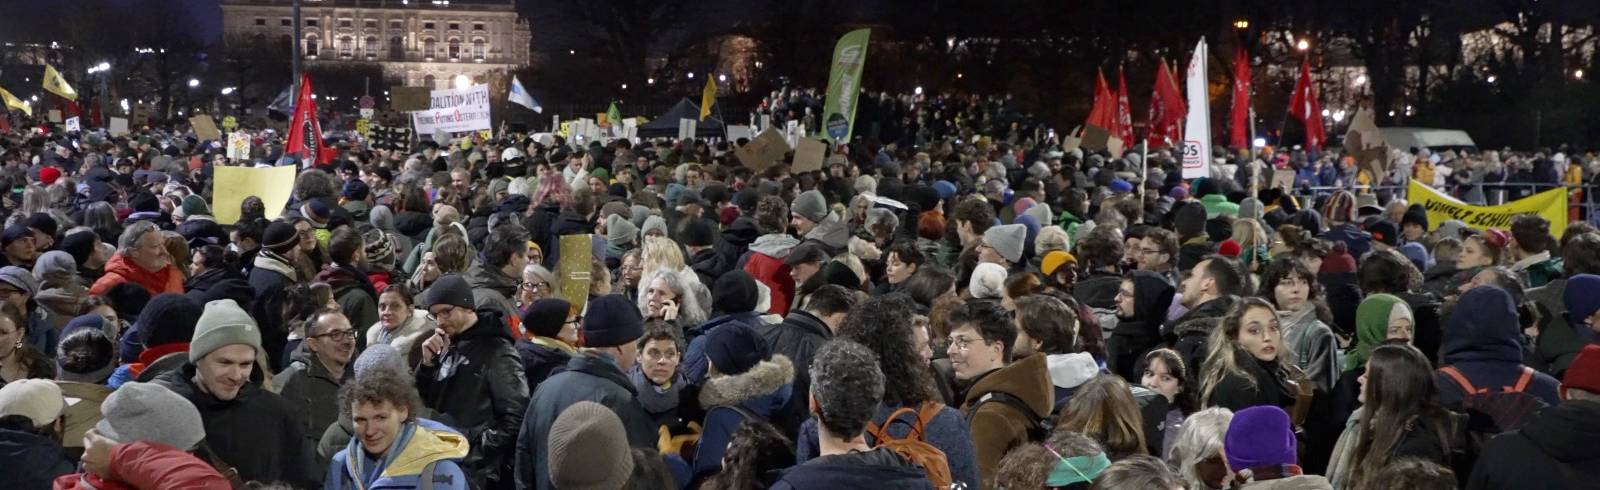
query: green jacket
1200 194 1239 219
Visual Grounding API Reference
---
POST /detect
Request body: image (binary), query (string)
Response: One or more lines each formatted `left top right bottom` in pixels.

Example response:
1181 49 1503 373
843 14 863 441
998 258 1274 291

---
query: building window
365 19 377 28
423 21 434 29
255 18 266 26
423 37 436 58
474 23 484 31
306 19 318 27
306 36 319 57
390 36 405 59
423 74 436 89
365 36 378 57
448 22 460 30
282 18 291 26
390 20 402 29
339 19 352 27
473 39 485 59
448 38 460 59
340 36 353 57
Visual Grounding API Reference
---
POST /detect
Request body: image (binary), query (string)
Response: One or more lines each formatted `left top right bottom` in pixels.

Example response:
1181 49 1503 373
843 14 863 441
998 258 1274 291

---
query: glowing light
1296 39 1309 51
1353 74 1367 86
914 86 923 95
717 74 726 82
187 78 200 88
1233 19 1249 29
453 74 470 89
687 72 695 79
1252 138 1266 148
1487 75 1497 83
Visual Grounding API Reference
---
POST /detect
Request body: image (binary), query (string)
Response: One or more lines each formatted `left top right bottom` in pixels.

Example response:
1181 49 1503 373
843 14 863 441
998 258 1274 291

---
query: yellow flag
0 88 31 116
699 77 716 121
42 65 77 101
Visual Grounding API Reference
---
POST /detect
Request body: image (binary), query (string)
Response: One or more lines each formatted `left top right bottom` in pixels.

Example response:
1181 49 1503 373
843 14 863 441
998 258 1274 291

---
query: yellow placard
213 165 298 224
558 234 593 312
1408 179 1567 238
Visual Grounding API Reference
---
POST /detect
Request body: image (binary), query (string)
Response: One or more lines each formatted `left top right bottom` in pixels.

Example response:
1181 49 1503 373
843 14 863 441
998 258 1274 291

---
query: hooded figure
1107 270 1176 382
1345 294 1411 372
690 324 794 480
1434 286 1562 408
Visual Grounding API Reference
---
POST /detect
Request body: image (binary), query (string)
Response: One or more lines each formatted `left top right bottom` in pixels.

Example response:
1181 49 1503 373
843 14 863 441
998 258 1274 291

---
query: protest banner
212 165 297 224
1343 107 1389 182
390 87 432 112
822 28 871 142
48 110 61 123
1407 179 1567 238
558 234 594 312
190 115 222 141
735 128 790 172
64 117 80 132
1181 38 1212 179
792 138 827 173
411 84 492 134
226 132 251 160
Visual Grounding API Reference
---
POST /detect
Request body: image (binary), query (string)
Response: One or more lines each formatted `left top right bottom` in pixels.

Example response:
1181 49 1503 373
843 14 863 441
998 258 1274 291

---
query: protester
325 369 469 490
516 298 579 395
0 379 73 489
1467 344 1600 488
947 300 1053 484
273 309 357 475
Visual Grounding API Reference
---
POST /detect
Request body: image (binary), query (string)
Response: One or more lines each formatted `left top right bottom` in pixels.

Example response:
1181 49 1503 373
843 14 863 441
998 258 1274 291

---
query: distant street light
1354 74 1367 86
453 74 470 89
1487 75 1497 83
1252 138 1266 148
1296 39 1310 51
1576 69 1586 80
647 78 655 85
717 74 726 82
687 72 695 79
956 72 964 79
86 62 111 75
221 87 236 95
1233 19 1249 29
914 86 923 95
621 83 628 90
188 78 200 88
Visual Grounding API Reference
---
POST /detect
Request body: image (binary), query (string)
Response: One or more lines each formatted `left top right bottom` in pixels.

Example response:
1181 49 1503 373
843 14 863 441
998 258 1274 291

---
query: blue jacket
796 403 979 490
772 447 933 490
682 312 768 385
0 429 74 490
514 352 657 490
1435 287 1562 407
325 419 470 490
1322 223 1372 260
692 355 795 480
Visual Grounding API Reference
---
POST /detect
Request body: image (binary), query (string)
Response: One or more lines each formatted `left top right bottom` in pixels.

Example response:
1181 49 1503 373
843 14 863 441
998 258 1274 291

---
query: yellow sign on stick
213 165 298 224
558 234 594 312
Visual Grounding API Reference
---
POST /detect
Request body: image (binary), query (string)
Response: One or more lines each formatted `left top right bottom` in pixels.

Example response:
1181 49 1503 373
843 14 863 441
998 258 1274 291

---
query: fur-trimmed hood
697 354 794 412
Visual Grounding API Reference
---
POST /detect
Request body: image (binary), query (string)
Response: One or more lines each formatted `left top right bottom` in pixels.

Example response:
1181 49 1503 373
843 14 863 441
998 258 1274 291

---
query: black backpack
1437 365 1548 453
967 391 1051 442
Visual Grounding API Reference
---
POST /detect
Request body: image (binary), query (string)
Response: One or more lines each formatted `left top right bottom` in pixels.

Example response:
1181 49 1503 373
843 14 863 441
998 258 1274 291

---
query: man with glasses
945 300 1053 484
1137 228 1181 286
272 309 356 476
415 274 529 489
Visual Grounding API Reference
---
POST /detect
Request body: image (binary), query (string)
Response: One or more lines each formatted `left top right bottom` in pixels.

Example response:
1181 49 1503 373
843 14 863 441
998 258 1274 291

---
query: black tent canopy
636 98 725 138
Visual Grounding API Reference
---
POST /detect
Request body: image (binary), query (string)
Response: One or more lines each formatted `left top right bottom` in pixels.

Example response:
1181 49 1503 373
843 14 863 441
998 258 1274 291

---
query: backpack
1437 365 1548 452
867 401 955 490
967 391 1051 442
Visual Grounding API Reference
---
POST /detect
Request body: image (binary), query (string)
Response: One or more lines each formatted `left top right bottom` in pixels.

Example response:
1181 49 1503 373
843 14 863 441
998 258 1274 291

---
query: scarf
253 250 299 281
629 364 685 415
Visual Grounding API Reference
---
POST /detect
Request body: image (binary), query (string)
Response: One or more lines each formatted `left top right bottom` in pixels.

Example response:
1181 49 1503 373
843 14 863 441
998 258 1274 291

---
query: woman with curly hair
795 294 980 490
700 420 793 490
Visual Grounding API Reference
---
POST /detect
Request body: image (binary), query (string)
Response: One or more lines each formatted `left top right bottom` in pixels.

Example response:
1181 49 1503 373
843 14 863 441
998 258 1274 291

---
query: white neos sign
411 84 492 134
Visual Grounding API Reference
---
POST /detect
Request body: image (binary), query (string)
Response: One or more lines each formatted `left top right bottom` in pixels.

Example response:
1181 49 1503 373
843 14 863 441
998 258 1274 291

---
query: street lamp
1354 74 1367 86
188 78 200 88
453 74 470 89
220 87 236 95
1576 69 1586 80
1233 19 1249 29
687 72 695 79
1296 39 1310 51
647 77 655 85
717 74 726 82
914 86 923 95
86 62 110 75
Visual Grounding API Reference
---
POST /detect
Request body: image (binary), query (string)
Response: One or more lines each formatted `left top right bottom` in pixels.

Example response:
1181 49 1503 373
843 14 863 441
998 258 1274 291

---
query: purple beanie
1225 405 1297 471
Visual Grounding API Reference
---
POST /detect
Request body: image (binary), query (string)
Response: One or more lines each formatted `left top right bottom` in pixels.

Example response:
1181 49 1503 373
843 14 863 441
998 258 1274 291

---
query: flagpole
291 0 303 99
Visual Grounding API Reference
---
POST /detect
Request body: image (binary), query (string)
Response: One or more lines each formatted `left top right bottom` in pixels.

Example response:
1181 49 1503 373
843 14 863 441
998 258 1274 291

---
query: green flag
606 101 622 128
822 28 870 143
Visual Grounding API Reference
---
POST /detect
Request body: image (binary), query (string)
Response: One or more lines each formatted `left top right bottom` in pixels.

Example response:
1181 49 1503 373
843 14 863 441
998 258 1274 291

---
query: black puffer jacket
414 309 530 489
152 363 316 488
1468 400 1600 490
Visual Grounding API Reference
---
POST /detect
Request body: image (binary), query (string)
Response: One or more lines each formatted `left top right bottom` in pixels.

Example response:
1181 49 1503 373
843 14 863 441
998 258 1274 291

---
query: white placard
622 118 639 142
727 125 753 142
64 117 80 132
411 84 492 134
678 118 697 141
785 120 800 147
759 114 771 132
108 117 129 136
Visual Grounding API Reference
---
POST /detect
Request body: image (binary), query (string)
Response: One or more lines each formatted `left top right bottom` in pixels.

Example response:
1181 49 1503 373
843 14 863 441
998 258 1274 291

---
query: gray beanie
628 205 652 229
1022 202 1053 226
1436 219 1467 241
549 401 634 490
95 382 206 450
605 214 639 246
791 190 829 223
188 299 263 363
969 262 1007 299
640 215 668 240
32 251 76 286
353 344 409 380
983 223 1027 264
1238 198 1264 221
0 266 37 296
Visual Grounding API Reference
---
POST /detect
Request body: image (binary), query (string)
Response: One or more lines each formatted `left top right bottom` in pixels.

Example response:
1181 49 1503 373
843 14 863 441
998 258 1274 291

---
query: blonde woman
637 235 689 298
1230 218 1271 272
1198 298 1303 414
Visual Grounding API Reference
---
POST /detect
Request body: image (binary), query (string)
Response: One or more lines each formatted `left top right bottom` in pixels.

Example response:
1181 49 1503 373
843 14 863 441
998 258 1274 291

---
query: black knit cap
1402 203 1429 230
522 298 572 338
679 218 716 247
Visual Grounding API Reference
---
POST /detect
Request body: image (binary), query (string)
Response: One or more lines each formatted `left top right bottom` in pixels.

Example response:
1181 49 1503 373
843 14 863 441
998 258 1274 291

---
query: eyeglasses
520 282 551 293
565 317 583 327
426 306 461 322
947 335 983 351
312 329 357 340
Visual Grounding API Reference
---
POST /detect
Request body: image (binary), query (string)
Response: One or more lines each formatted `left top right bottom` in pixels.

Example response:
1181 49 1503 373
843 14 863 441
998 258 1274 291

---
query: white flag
509 76 542 113
1181 38 1212 180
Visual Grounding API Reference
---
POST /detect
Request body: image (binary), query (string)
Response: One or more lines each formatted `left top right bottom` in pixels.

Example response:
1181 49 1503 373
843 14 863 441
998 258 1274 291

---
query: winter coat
1280 307 1339 393
1322 224 1371 262
342 200 372 224
756 310 832 436
151 363 316 488
1047 352 1101 412
692 355 795 480
0 428 74 490
56 381 112 459
176 215 228 248
515 336 574 396
744 234 800 317
514 352 657 490
1327 407 1462 490
249 250 299 371
1168 295 1240 381
395 211 433 244
682 313 769 385
771 447 934 490
794 400 979 490
52 441 230 490
1526 278 1588 377
1204 357 1295 413
1235 475 1333 490
959 353 1054 485
88 252 184 297
1510 251 1562 289
1107 271 1174 381
412 309 528 489
317 263 381 343
273 349 352 477
1467 400 1600 490
688 248 732 291
366 312 434 366
539 211 591 270
464 261 522 332
1434 287 1561 408
325 419 471 490
183 267 253 310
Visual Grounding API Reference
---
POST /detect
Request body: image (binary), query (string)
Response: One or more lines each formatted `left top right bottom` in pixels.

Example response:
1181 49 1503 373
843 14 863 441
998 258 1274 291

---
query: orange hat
1041 250 1077 276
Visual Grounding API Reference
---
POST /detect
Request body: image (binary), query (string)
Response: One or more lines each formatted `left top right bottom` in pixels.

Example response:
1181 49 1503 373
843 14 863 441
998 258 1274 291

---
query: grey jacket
1281 307 1340 393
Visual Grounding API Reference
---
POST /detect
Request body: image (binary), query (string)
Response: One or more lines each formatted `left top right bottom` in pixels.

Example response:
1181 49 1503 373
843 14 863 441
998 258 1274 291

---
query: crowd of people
0 105 1596 490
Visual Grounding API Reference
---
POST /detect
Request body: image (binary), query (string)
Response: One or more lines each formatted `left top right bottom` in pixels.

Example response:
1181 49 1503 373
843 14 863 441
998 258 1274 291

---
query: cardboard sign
190 115 222 141
389 87 432 112
735 128 790 172
1079 125 1111 151
558 234 594 312
64 117 80 132
227 132 251 160
212 165 298 224
108 117 129 136
792 138 827 173
678 118 697 141
48 110 62 123
1271 169 1296 190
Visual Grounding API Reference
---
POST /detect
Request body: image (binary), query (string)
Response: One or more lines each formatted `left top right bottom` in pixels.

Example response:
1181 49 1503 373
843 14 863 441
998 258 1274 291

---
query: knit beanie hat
549 401 634 490
1238 197 1264 221
1041 250 1077 276
1225 405 1298 472
703 323 771 376
262 221 299 252
604 214 638 246
983 224 1027 264
932 180 957 201
1401 204 1429 230
363 228 396 266
1322 190 1356 223
1368 220 1399 246
791 190 829 223
1562 345 1600 397
57 231 97 268
969 262 1007 299
353 344 409 380
1399 242 1430 272
1563 274 1600 325
1435 219 1467 241
0 379 64 427
0 266 37 296
1175 202 1208 237
629 205 652 229
1217 240 1242 257
1022 202 1053 226
422 275 476 311
679 218 716 247
640 215 668 240
180 195 210 218
523 298 573 339
95 382 206 450
27 213 56 237
138 293 204 348
189 299 263 363
712 271 759 314
580 294 644 348
39 166 61 186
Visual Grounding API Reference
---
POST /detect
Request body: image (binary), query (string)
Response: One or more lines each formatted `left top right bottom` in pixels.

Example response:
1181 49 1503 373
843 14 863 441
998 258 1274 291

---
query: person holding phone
639 269 705 329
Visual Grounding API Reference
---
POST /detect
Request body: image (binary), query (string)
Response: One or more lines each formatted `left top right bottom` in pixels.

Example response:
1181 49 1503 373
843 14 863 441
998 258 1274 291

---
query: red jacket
53 442 229 490
744 252 794 317
89 253 184 297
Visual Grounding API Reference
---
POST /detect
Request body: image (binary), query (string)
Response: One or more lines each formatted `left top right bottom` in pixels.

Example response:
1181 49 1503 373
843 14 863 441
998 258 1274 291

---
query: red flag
1288 59 1326 151
1114 68 1134 144
1229 46 1252 149
285 74 331 165
1084 70 1115 130
1146 60 1186 149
